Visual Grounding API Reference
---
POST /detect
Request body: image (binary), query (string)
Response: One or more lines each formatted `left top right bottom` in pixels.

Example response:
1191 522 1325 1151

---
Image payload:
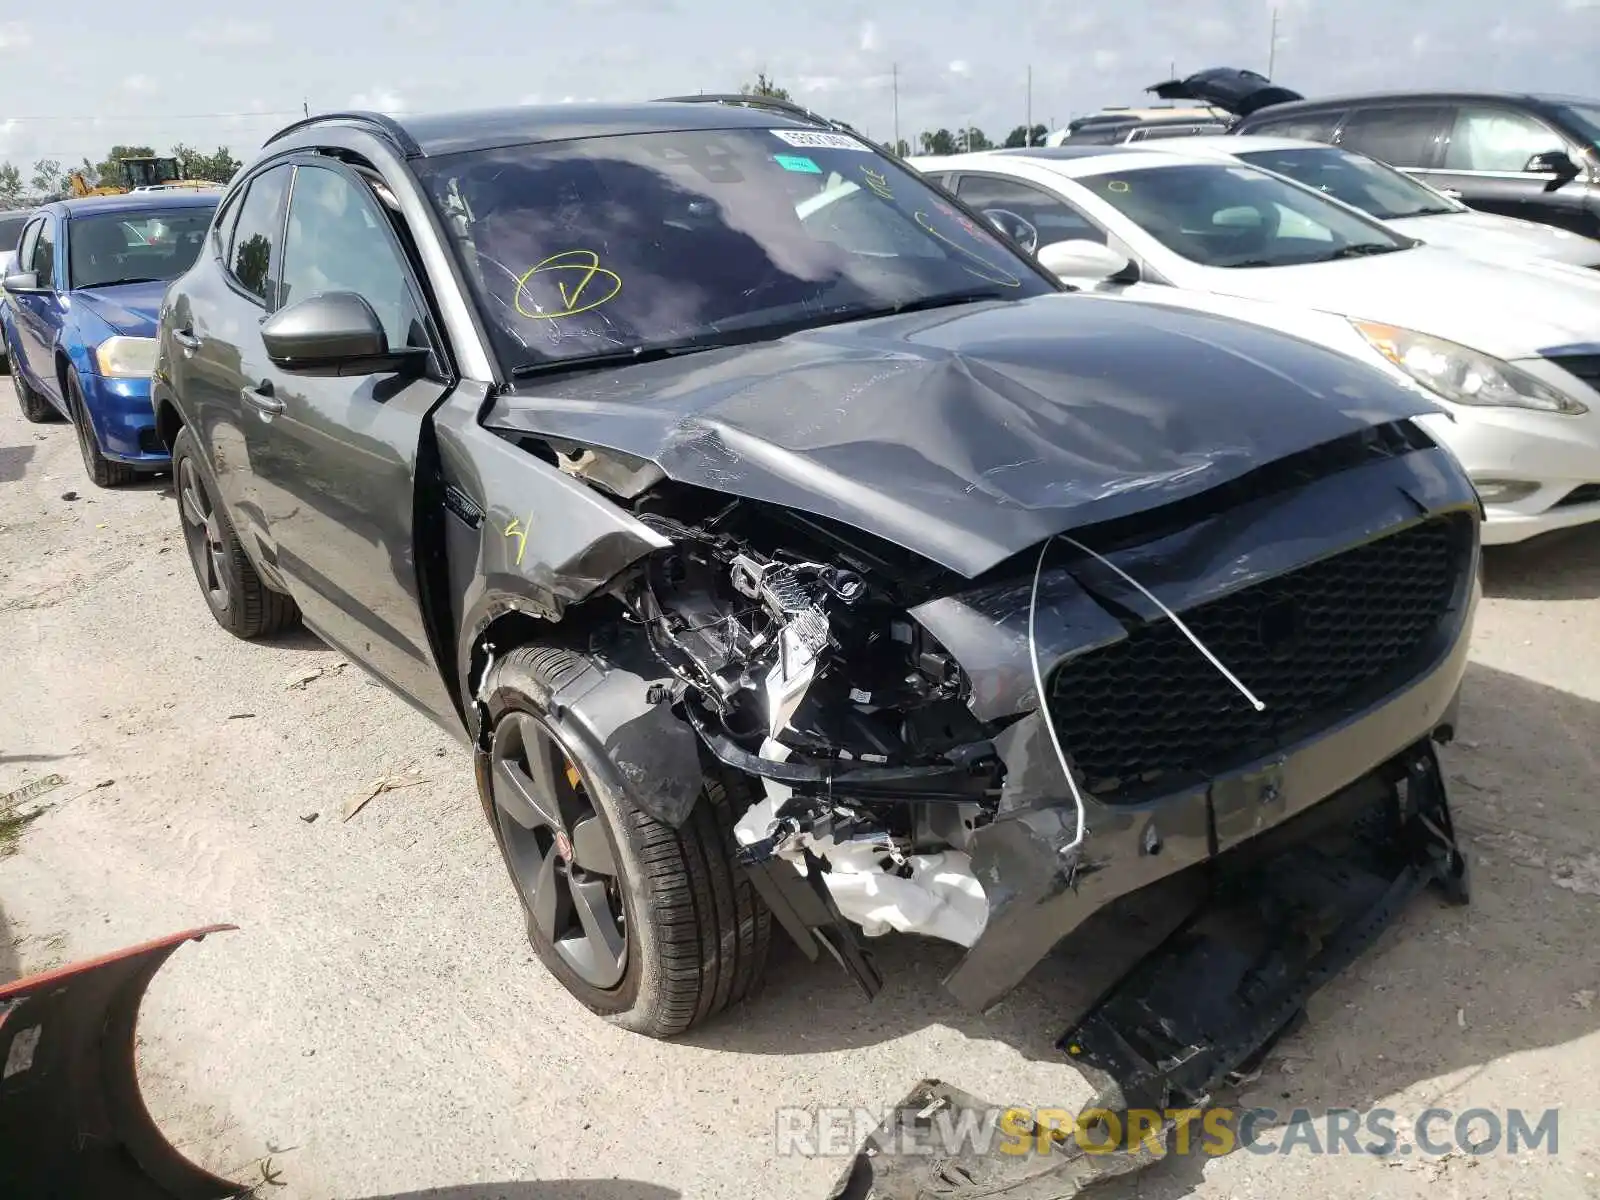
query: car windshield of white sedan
1232 147 1461 220
1082 163 1411 269
415 128 1053 372
67 208 216 290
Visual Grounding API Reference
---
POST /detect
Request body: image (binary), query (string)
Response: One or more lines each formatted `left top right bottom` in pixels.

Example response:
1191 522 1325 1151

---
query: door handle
172 329 202 351
241 382 284 416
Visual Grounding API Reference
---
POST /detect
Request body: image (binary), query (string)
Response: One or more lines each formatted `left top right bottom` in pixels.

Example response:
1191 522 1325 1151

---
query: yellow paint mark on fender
503 511 534 566
514 249 623 320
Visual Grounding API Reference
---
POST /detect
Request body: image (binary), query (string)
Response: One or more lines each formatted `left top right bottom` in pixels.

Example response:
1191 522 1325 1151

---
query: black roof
1242 90 1595 116
267 100 830 159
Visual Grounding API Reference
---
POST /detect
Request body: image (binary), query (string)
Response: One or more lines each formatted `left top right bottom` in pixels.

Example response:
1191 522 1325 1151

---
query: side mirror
260 291 427 377
3 271 44 294
1036 239 1138 284
1526 150 1581 191
982 208 1040 254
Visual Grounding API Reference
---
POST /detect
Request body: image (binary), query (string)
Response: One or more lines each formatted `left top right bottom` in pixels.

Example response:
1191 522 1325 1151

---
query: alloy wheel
178 457 231 611
490 711 628 989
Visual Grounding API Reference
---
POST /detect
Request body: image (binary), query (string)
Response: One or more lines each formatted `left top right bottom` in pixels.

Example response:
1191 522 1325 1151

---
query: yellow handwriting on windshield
913 212 1023 288
861 166 894 199
514 249 623 320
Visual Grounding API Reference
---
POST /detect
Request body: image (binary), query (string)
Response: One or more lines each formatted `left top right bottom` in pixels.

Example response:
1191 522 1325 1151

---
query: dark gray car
151 99 1479 1073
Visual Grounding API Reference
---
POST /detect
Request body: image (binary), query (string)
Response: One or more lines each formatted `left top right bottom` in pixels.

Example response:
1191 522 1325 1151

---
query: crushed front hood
485 294 1440 577
1147 67 1303 117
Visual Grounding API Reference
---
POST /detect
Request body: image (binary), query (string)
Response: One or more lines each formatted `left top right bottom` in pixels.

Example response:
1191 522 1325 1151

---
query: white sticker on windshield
770 128 872 152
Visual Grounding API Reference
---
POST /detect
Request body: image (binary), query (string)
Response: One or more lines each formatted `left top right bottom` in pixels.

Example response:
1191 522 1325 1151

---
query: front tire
481 644 771 1037
65 368 138 487
172 425 300 639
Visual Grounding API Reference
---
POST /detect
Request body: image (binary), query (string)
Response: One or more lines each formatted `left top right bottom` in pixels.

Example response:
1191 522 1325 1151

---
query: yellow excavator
66 156 217 198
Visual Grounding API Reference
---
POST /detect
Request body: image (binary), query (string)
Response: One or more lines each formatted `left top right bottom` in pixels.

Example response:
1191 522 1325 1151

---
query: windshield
1558 103 1600 151
1080 161 1411 268
1232 146 1462 219
0 212 29 252
413 127 1053 372
67 207 215 290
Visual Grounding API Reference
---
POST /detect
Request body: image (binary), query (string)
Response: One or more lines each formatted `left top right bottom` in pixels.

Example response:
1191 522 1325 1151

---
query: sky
0 0 1597 171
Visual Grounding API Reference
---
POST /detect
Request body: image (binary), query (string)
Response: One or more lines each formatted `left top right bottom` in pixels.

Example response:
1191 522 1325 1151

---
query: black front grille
1046 516 1470 801
1544 353 1600 392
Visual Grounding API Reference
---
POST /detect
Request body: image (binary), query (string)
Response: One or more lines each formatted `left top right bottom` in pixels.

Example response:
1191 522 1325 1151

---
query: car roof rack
650 93 868 140
262 110 423 158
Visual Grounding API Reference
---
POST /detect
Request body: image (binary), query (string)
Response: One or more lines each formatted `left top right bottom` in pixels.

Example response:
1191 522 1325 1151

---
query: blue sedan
2 191 218 486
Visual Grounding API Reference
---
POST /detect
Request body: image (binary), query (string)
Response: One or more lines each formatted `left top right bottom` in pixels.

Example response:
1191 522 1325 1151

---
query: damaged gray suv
152 97 1478 1119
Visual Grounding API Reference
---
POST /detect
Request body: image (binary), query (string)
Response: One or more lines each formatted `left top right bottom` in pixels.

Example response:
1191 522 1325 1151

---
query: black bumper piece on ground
829 740 1468 1200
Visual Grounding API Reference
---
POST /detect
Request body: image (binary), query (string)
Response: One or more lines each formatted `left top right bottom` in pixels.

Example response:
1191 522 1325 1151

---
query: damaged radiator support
828 741 1469 1200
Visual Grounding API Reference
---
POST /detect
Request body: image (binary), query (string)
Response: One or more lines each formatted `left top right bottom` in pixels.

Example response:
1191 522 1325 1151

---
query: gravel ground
2 393 1598 1200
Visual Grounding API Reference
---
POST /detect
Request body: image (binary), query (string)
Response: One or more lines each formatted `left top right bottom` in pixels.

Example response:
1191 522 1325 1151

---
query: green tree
30 159 64 195
919 129 957 155
0 163 22 207
883 139 912 158
958 127 992 152
172 143 244 182
1004 124 1049 148
740 72 791 102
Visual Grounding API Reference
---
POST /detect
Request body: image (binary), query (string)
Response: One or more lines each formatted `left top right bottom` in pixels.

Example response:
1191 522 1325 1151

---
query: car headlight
94 336 159 379
1351 320 1586 415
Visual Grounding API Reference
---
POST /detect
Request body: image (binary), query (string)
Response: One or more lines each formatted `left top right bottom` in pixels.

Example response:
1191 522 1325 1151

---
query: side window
1335 106 1449 168
1443 107 1568 173
31 221 56 289
280 164 429 352
1246 112 1343 143
955 175 1108 247
210 188 242 257
227 164 292 304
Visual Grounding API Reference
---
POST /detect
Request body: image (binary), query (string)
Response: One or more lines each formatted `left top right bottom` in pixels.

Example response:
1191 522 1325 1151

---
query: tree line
0 143 246 208
739 73 1049 158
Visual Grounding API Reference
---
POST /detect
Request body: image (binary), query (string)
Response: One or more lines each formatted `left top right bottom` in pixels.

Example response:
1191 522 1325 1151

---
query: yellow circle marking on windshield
913 212 1022 287
861 166 894 199
515 249 623 320
1106 180 1130 193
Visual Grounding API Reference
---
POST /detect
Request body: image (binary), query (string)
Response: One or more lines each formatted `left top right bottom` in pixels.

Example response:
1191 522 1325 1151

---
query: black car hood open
484 293 1439 579
1146 67 1303 117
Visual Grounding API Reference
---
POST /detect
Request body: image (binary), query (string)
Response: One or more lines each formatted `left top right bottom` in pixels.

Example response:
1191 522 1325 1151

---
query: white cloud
123 74 156 94
350 88 406 113
797 75 843 94
0 21 31 50
1091 48 1120 71
188 20 271 47
947 59 971 77
518 93 542 105
859 20 879 52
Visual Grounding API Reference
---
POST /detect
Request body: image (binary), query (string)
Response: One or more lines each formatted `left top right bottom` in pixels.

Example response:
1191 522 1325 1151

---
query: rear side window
1335 107 1449 168
1243 111 1343 143
227 164 292 304
31 221 56 289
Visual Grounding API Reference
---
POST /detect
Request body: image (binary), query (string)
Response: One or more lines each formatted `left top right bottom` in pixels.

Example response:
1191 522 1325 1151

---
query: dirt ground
2 393 1599 1200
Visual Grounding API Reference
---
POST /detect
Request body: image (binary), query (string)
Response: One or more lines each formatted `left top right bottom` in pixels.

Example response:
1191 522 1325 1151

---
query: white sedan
1129 134 1600 271
910 146 1600 545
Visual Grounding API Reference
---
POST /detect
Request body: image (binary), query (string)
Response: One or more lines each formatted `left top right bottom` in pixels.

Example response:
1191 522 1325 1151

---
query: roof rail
650 93 870 140
262 110 423 157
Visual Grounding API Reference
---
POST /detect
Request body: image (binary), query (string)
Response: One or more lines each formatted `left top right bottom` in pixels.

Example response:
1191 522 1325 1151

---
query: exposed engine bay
618 491 1007 971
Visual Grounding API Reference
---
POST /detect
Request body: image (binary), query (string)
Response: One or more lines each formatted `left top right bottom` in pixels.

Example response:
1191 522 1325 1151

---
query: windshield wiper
509 340 725 381
82 277 166 288
818 288 1013 324
1314 242 1407 261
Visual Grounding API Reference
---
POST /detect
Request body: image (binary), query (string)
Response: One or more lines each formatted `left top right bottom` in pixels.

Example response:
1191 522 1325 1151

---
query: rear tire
172 425 300 639
9 337 57 424
481 643 771 1037
65 368 138 487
